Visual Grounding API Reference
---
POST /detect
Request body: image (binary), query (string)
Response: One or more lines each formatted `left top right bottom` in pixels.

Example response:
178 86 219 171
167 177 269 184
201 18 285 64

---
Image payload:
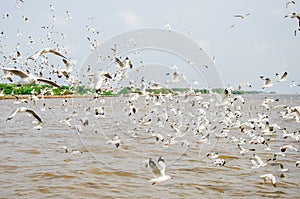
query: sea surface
0 94 299 198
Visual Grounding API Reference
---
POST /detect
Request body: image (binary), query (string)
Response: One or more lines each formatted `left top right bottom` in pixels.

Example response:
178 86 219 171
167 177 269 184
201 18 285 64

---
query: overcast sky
1 0 299 94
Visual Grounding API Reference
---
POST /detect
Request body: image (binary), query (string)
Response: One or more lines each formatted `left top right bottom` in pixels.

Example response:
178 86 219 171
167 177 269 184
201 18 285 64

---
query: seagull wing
254 154 265 166
234 15 244 19
48 49 67 59
115 57 124 68
3 68 29 78
6 108 21 121
149 158 161 178
281 72 288 80
157 156 166 176
25 108 42 123
36 77 61 88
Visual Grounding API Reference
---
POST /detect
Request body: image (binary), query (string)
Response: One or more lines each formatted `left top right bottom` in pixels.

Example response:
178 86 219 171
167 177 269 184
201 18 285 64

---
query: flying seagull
285 12 300 27
260 76 273 89
286 1 296 8
2 67 61 87
115 57 133 70
276 71 288 82
234 13 250 19
28 48 67 60
6 107 42 123
260 173 276 187
148 156 172 185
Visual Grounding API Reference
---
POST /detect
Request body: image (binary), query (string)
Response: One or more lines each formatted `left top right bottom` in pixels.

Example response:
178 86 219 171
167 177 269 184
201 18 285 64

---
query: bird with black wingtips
148 156 172 185
6 107 42 123
2 67 61 87
28 48 67 60
276 71 288 82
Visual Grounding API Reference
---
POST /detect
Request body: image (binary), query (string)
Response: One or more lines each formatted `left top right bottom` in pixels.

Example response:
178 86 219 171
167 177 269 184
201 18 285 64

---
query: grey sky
1 0 299 93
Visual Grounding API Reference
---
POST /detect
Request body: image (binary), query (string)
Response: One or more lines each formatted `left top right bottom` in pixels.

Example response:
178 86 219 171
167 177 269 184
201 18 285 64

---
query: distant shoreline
0 92 298 100
0 94 90 100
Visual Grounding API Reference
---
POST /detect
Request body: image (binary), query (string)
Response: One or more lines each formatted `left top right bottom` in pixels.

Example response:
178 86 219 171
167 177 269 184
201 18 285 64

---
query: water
0 94 299 198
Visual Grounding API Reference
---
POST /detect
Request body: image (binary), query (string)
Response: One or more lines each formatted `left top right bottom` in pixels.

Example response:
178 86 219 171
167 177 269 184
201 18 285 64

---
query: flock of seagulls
260 71 289 89
0 1 299 193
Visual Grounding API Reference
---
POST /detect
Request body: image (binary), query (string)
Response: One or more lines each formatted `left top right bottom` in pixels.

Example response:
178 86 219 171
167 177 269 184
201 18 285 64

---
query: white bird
28 48 66 60
234 13 250 19
250 154 267 169
107 135 121 148
260 76 273 89
165 23 171 31
260 173 276 187
94 71 112 92
66 11 72 20
286 1 296 8
238 144 255 155
280 144 298 152
50 4 55 12
237 82 252 90
278 163 289 172
207 152 219 159
148 156 172 185
214 158 226 166
6 107 42 123
115 57 133 70
276 72 288 82
285 12 300 27
2 68 61 87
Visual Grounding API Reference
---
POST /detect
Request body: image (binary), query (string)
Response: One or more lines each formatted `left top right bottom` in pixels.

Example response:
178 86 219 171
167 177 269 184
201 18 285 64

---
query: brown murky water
0 94 299 198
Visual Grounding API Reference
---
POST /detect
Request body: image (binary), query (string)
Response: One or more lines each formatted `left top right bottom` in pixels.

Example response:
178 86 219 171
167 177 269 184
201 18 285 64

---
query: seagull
50 4 55 12
214 158 226 166
296 160 300 167
237 82 252 90
276 71 288 82
6 107 42 123
66 11 72 20
107 135 121 148
278 163 289 172
28 48 66 60
2 67 61 87
165 23 171 31
207 152 219 159
250 154 267 169
234 13 250 19
115 57 133 70
94 71 112 92
285 12 300 27
286 1 296 8
260 173 276 187
260 76 273 89
148 156 172 185
280 144 298 152
238 144 255 155
290 80 300 87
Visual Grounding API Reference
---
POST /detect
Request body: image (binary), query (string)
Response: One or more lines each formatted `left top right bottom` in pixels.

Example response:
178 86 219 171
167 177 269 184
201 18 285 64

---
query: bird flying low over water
28 48 67 60
260 173 276 187
6 107 42 123
148 156 172 185
2 67 61 87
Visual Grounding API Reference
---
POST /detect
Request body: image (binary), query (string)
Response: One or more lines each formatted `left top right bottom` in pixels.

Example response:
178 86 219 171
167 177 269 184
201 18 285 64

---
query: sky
1 0 299 94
